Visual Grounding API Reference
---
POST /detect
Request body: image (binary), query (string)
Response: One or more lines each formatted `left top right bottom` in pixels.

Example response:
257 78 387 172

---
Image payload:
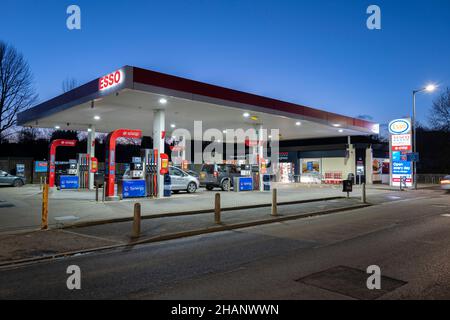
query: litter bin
262 174 271 191
164 174 171 197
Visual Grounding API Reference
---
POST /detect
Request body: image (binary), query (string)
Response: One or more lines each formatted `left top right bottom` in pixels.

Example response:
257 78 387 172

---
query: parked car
0 170 26 187
441 175 450 191
169 166 199 193
186 170 200 178
122 166 199 194
199 164 241 191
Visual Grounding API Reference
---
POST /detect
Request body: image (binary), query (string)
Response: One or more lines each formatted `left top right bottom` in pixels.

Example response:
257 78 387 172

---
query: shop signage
35 161 48 173
60 175 79 189
239 177 253 191
122 180 146 198
389 118 412 187
16 164 25 177
99 69 123 91
389 119 411 135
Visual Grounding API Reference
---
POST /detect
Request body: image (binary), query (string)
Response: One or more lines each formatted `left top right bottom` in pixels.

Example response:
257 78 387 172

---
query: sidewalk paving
0 183 385 233
0 197 367 266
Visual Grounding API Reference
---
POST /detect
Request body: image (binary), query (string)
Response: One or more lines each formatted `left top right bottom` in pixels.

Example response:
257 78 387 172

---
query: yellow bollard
41 183 49 230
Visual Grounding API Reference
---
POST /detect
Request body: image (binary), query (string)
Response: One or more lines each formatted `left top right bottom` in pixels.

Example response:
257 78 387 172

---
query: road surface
0 188 449 300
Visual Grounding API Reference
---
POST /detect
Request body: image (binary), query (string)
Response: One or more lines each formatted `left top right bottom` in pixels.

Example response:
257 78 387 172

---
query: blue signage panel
392 161 412 175
35 161 48 173
122 179 146 198
406 152 420 162
60 175 79 189
239 177 253 191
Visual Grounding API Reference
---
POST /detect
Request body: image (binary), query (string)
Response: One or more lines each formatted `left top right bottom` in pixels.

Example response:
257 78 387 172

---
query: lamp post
412 84 436 189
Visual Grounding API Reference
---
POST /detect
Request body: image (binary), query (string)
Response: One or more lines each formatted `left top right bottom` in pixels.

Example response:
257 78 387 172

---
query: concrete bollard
215 193 221 224
95 184 99 202
272 188 278 216
132 203 141 238
361 183 367 203
102 185 106 202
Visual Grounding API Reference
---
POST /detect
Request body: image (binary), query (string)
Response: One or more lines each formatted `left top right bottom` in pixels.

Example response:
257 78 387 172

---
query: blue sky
1 0 450 128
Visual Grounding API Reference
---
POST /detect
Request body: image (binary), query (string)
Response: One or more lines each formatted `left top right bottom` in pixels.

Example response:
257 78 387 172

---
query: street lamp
412 84 436 189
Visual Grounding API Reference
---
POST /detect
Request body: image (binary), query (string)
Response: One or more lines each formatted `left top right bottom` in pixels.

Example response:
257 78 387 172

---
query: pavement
0 196 368 265
0 183 394 232
0 187 448 299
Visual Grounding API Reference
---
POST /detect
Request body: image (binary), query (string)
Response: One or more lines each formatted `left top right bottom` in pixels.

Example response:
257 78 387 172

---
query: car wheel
13 179 24 187
221 179 230 191
187 182 197 193
205 185 214 191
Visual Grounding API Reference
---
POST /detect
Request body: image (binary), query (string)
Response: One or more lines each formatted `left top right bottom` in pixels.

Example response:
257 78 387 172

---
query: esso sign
60 140 77 147
389 119 411 135
121 130 142 138
99 70 123 91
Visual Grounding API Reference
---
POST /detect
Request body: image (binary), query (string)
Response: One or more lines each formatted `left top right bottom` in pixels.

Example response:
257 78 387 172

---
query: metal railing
416 174 447 184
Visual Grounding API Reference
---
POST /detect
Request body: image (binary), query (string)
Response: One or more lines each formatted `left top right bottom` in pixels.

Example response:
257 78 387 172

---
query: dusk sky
2 0 450 128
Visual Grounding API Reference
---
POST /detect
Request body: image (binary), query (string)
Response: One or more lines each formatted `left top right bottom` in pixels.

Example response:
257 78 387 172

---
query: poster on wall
302 159 320 174
389 118 413 187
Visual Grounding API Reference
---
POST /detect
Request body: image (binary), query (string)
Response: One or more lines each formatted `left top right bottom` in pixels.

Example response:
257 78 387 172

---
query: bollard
215 193 221 224
102 185 106 202
271 188 278 216
132 203 141 238
362 183 367 203
95 184 99 202
41 183 49 230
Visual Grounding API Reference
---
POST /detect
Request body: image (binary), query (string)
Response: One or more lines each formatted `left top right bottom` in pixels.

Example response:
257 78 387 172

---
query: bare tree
62 77 78 93
429 87 450 132
0 41 37 143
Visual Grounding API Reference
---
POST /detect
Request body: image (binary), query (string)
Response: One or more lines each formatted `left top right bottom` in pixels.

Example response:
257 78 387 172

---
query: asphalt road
0 188 449 300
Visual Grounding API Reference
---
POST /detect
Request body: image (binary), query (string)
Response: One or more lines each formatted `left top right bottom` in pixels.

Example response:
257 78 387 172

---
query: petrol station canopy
17 66 379 140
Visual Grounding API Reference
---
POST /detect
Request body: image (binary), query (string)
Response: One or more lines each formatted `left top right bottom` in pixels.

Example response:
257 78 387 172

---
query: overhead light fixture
87 128 92 132
222 130 227 133
332 124 341 127
338 129 344 133
268 135 272 139
295 121 301 126
243 112 250 118
425 84 436 92
55 125 60 129
170 124 176 128
94 115 101 121
159 98 168 104
217 139 221 143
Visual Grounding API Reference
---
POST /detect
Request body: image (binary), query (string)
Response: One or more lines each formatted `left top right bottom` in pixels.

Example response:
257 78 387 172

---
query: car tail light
213 171 219 178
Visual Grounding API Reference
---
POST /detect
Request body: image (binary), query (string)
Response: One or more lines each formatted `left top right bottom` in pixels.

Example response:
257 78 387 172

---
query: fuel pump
129 162 144 179
58 159 79 190
77 153 90 188
141 149 159 197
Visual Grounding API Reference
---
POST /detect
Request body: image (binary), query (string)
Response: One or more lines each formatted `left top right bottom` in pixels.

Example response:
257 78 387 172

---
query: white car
122 166 199 194
441 175 450 191
168 166 199 193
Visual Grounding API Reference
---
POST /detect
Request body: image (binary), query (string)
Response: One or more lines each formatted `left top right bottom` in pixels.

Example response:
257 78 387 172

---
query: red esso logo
99 70 123 91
